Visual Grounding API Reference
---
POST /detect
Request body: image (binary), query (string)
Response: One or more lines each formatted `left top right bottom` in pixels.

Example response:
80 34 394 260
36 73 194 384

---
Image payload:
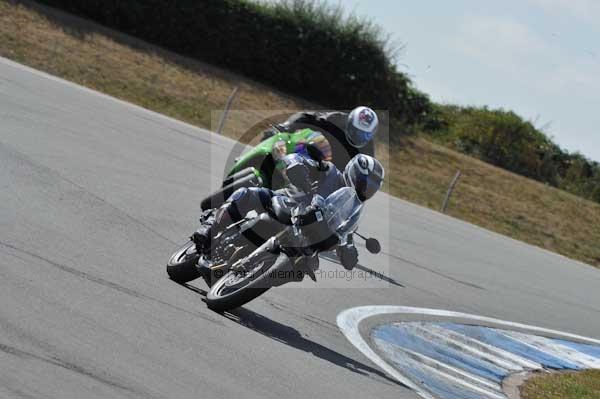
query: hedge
33 0 431 127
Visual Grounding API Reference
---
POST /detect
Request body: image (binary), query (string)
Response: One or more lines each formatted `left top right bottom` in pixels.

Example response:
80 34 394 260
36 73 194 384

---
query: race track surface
1 57 599 399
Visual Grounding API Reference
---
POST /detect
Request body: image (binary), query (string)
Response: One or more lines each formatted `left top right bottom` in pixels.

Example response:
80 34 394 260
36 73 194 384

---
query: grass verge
1 0 600 267
521 370 600 399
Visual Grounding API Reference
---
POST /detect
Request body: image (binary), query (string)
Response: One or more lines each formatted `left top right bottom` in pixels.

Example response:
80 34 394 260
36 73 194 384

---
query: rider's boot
191 205 234 255
190 229 210 255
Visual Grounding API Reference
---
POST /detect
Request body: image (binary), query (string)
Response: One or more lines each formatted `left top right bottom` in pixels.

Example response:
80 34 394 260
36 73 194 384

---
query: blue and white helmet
346 106 378 148
344 154 385 201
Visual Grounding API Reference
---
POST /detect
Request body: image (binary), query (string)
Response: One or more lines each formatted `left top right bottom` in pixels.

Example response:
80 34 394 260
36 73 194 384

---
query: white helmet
346 106 378 148
343 154 385 201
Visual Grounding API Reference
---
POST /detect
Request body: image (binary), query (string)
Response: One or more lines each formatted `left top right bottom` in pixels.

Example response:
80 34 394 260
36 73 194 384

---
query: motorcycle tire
205 252 283 312
166 241 201 283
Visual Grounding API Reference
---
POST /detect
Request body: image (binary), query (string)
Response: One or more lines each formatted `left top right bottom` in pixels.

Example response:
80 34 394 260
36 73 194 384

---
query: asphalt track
1 56 600 399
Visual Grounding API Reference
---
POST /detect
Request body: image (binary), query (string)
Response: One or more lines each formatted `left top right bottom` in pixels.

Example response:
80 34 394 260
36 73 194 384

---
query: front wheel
166 241 201 283
206 251 280 312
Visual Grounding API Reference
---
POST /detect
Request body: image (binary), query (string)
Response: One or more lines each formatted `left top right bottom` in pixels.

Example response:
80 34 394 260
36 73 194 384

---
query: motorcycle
167 186 380 312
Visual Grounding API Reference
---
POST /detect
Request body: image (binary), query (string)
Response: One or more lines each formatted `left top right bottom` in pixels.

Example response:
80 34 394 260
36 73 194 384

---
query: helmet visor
347 166 383 201
347 129 374 148
355 174 382 200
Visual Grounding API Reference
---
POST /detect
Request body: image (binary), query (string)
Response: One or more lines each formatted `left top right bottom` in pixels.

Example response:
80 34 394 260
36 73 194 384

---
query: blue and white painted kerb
337 306 600 399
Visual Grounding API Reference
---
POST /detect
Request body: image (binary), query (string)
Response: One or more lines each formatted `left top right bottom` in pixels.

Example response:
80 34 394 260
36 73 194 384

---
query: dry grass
0 1 309 140
521 370 600 399
383 137 600 267
1 0 600 267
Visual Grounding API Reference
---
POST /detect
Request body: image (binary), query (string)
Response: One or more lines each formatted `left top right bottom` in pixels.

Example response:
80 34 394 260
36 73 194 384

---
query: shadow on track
223 307 399 387
177 281 399 387
180 283 208 297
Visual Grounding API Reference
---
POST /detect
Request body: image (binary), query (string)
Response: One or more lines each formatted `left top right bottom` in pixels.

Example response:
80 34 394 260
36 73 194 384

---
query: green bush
34 0 431 126
431 104 600 203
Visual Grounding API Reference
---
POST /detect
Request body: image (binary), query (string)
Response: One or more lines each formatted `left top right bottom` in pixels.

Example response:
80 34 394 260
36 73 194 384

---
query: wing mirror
365 237 381 254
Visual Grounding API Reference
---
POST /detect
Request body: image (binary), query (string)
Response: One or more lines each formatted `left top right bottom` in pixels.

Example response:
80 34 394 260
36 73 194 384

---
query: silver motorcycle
167 187 379 312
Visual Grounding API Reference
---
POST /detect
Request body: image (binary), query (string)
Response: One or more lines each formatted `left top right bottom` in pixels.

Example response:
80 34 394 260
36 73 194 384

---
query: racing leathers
264 111 375 172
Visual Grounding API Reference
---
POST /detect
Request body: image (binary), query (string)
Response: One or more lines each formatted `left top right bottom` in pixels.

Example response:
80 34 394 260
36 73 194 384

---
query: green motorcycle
201 126 369 210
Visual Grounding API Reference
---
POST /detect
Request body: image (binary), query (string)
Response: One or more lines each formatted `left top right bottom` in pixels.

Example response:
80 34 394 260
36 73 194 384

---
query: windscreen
324 187 363 241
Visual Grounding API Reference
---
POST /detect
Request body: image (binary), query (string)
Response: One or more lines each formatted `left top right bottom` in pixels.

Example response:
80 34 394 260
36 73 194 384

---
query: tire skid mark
0 140 178 246
0 342 139 395
0 377 41 399
384 252 485 290
0 241 223 326
262 297 339 331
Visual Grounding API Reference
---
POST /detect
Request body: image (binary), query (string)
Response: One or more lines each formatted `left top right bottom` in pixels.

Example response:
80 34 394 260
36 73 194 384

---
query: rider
192 150 385 272
263 106 379 172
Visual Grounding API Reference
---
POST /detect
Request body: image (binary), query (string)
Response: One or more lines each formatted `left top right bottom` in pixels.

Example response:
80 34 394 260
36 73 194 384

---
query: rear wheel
166 241 201 283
